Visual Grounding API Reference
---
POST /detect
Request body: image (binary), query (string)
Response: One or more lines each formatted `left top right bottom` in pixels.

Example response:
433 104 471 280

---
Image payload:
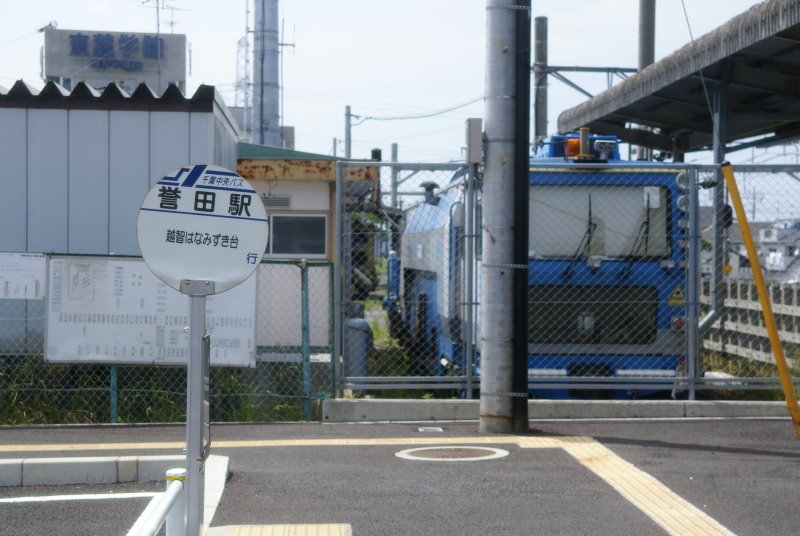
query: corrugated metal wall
0 107 236 256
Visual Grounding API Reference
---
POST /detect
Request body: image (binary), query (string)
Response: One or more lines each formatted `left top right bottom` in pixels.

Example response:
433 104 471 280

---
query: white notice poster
45 256 256 366
0 252 46 299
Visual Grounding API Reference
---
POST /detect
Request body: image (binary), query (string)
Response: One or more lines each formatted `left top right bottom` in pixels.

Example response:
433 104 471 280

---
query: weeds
0 355 329 424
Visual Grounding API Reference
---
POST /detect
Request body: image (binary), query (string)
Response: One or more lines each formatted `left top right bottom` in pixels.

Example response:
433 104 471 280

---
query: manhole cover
395 446 509 461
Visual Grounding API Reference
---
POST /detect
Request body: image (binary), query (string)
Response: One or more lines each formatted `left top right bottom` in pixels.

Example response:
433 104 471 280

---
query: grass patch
1 355 329 424
700 351 799 401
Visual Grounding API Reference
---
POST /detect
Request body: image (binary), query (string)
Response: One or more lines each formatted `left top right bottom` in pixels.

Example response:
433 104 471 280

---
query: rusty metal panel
238 159 377 182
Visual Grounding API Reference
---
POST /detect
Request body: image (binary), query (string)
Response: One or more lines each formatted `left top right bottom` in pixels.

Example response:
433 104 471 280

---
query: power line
356 124 464 143
352 96 483 125
680 0 717 143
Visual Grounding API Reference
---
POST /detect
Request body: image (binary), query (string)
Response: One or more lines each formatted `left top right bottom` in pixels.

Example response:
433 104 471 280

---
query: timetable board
0 252 46 299
45 256 256 366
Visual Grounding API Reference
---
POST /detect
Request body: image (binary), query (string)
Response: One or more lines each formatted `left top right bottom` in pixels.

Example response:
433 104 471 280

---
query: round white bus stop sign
137 164 268 294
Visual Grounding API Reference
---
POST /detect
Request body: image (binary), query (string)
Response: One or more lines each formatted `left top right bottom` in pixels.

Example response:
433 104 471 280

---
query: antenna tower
235 0 252 138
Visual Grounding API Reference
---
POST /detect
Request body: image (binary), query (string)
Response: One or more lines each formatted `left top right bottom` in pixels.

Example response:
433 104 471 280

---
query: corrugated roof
0 79 222 113
557 0 800 155
237 142 336 160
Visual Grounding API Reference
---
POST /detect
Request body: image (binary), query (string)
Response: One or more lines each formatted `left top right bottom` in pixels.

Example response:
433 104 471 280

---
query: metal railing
128 469 186 536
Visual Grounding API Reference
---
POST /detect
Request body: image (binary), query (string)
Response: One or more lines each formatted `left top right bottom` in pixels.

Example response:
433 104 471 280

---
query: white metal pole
182 280 213 535
465 118 482 399
165 468 187 536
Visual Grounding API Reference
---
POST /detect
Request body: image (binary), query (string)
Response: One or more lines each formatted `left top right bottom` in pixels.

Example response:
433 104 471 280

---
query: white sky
0 0 778 164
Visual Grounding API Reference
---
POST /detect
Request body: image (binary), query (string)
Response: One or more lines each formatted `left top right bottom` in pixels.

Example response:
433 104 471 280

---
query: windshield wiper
562 194 597 279
622 192 652 278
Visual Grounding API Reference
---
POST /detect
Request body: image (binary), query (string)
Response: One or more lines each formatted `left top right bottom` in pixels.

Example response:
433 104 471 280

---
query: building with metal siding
0 80 240 256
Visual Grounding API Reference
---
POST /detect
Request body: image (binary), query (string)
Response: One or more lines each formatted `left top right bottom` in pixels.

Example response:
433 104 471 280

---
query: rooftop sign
44 27 186 93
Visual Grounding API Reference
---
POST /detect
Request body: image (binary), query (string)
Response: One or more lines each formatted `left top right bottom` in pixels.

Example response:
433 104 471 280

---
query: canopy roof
557 0 800 155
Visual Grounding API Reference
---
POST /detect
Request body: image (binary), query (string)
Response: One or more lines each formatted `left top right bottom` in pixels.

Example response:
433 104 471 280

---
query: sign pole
183 279 214 535
137 164 269 534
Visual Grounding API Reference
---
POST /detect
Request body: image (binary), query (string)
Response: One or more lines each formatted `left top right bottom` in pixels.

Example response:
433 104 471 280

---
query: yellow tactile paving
0 436 522 453
234 524 351 536
205 524 351 536
3 434 735 535
548 437 735 536
0 441 185 453
213 436 522 448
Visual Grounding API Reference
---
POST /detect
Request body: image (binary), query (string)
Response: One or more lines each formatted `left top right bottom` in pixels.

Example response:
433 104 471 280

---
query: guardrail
128 468 186 536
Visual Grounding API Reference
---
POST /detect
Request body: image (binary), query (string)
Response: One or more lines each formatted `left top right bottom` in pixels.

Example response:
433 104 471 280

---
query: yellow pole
721 162 800 437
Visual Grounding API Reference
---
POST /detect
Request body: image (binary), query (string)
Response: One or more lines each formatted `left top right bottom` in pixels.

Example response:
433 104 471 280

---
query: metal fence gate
697 164 800 393
335 161 474 394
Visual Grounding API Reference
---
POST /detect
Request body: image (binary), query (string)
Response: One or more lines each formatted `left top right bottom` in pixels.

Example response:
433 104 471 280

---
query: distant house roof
237 142 336 160
558 0 800 154
726 221 775 244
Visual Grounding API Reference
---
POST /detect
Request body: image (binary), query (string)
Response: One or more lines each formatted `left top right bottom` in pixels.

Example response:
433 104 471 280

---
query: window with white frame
268 214 327 258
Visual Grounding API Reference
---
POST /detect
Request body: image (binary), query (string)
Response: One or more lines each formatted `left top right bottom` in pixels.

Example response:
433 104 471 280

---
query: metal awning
557 0 800 155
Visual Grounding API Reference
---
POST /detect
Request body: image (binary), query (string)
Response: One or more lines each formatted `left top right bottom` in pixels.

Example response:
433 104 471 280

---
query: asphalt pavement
1 415 799 535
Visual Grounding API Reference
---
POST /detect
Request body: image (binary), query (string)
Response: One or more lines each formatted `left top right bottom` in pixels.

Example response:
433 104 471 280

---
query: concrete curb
322 399 791 422
0 455 183 487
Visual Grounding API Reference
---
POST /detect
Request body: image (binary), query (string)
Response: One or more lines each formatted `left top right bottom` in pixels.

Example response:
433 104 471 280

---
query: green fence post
328 263 336 397
301 261 312 420
110 365 118 423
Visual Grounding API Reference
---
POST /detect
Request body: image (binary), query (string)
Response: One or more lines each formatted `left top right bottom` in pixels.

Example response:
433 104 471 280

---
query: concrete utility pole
480 0 531 434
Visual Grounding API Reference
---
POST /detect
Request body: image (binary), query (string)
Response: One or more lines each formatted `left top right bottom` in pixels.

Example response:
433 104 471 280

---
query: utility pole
533 16 548 145
391 143 399 209
512 1 531 433
638 0 656 69
635 0 656 161
345 105 352 159
480 0 531 434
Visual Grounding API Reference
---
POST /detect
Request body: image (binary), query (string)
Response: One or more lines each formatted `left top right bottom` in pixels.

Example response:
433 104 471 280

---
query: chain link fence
339 162 472 394
340 162 799 399
0 259 332 424
4 163 800 424
699 165 800 394
525 164 692 398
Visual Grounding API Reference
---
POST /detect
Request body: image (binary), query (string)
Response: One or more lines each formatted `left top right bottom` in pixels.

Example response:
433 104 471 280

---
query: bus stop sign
137 164 268 294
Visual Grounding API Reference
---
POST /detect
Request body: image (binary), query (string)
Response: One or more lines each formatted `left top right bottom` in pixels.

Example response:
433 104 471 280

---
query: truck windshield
529 184 670 259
